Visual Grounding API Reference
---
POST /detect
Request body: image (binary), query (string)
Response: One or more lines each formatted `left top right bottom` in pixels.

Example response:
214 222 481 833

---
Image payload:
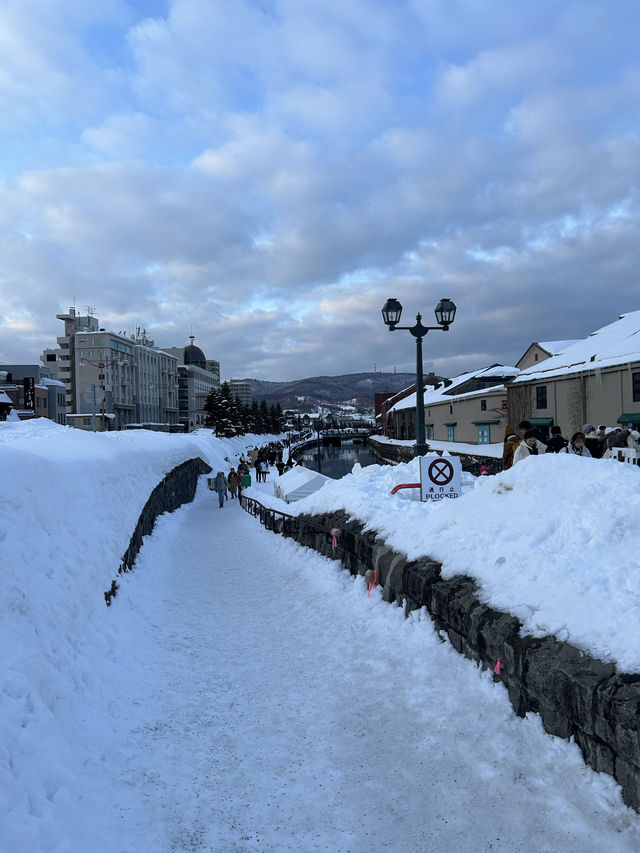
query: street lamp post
381 297 457 457
91 383 97 432
316 411 323 474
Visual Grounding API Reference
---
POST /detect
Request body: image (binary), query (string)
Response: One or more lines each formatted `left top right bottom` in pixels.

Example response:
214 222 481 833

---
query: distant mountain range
242 372 417 410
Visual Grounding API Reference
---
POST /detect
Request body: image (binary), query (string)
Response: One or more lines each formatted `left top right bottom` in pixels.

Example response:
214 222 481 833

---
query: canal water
298 439 379 480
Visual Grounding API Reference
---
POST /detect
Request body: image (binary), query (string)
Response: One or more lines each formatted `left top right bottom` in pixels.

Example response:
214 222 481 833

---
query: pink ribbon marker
332 535 337 551
493 657 502 675
368 569 379 597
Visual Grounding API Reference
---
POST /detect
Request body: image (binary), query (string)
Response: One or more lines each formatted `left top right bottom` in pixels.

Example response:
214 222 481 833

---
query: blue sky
1 0 640 381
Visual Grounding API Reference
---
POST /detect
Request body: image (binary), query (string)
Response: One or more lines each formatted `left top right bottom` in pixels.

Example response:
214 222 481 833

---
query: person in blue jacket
213 471 228 508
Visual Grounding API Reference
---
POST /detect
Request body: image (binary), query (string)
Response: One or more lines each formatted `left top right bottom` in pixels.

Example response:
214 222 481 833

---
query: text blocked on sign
419 455 462 501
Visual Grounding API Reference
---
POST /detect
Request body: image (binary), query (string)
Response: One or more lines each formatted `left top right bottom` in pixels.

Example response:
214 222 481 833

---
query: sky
1 0 640 382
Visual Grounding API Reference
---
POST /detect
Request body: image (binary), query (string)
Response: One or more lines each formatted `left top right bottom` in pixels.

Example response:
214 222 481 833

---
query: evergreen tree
239 402 253 434
251 400 261 434
274 402 284 434
206 382 241 437
259 399 270 434
204 386 224 433
269 403 278 434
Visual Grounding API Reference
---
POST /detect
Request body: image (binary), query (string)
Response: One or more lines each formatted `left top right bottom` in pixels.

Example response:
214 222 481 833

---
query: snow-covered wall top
244 451 640 674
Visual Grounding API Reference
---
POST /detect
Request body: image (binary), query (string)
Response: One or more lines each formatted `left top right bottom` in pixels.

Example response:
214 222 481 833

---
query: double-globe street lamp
381 297 457 457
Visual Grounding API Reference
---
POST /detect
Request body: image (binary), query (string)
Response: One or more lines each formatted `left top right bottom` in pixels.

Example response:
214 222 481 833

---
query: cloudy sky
1 0 639 381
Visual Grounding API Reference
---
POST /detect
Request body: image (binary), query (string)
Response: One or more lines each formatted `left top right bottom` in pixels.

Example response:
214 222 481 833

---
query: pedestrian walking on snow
213 471 228 507
227 468 238 499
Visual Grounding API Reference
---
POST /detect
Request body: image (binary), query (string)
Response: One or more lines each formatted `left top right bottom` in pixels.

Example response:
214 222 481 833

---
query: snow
248 452 640 673
388 364 518 413
2 419 640 850
373 434 505 459
537 339 582 354
272 465 331 502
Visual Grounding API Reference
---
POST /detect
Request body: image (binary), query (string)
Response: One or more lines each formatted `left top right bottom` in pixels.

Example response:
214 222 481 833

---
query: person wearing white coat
568 432 592 457
512 430 547 465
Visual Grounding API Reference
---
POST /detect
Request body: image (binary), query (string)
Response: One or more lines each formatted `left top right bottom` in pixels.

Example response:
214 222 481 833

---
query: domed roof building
183 339 207 370
162 337 220 432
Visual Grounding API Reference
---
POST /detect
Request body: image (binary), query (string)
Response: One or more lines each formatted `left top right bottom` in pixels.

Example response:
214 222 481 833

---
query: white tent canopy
273 465 331 503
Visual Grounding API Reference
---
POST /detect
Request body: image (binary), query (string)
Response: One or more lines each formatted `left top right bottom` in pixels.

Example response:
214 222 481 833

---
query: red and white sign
419 456 462 501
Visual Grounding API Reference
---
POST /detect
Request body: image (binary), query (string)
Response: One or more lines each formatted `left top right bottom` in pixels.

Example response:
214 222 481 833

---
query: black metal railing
240 494 358 561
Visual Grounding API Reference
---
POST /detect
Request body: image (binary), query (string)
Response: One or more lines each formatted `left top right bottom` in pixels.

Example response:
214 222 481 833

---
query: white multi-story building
228 378 252 407
44 307 100 410
43 308 180 430
132 328 179 427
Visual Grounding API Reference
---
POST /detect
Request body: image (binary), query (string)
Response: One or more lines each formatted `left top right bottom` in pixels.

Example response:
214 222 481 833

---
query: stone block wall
269 503 640 811
119 457 212 572
368 436 503 475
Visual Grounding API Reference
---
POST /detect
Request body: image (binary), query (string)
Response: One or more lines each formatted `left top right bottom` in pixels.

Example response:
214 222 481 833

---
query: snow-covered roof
273 465 331 502
0 390 13 404
388 365 518 413
513 311 640 384
41 377 65 387
537 340 582 355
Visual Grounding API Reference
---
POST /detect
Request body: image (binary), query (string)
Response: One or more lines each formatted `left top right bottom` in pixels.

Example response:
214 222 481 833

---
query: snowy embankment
372 434 505 458
0 420 277 850
245 452 640 673
2 419 640 850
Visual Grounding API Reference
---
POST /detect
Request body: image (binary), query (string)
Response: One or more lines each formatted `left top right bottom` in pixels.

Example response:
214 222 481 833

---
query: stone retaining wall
104 457 212 605
120 456 212 571
267 504 640 811
368 436 502 475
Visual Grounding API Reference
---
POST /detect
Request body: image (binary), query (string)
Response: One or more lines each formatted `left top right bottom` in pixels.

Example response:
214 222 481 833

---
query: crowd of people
210 441 297 507
502 421 640 469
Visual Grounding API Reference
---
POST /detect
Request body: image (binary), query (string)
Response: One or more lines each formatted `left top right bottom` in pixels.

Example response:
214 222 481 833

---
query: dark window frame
536 385 548 409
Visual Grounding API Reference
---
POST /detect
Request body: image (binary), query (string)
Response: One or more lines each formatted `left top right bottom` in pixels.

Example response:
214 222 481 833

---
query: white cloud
1 0 640 382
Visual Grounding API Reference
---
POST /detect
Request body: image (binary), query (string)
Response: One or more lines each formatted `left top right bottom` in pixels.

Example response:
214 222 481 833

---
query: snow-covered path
91 479 640 853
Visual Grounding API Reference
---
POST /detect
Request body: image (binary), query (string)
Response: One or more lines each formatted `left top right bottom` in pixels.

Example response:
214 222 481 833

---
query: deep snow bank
0 420 278 850
246 452 640 672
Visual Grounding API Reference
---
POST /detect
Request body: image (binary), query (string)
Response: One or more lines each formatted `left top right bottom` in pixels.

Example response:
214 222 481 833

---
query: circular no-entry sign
428 458 454 485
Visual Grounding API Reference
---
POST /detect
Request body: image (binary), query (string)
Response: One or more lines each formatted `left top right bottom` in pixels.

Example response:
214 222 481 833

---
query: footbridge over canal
290 429 374 458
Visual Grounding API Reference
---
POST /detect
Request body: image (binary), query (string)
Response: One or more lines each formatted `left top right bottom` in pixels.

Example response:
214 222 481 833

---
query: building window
480 399 487 411
426 425 434 440
536 386 547 409
478 426 490 444
83 417 91 425
447 425 455 442
633 373 640 403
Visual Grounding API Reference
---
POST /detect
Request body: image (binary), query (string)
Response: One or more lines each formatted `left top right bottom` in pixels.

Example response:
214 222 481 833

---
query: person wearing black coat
546 425 568 453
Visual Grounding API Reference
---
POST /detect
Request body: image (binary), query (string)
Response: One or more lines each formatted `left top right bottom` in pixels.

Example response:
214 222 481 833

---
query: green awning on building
444 421 457 426
617 413 640 424
529 417 554 426
472 419 500 425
